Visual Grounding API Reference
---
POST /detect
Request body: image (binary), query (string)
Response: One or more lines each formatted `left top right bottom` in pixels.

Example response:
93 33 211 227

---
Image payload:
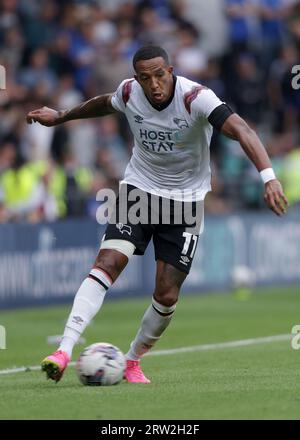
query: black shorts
103 184 204 274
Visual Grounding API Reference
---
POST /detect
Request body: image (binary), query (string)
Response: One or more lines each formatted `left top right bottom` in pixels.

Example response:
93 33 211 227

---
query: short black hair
133 45 169 71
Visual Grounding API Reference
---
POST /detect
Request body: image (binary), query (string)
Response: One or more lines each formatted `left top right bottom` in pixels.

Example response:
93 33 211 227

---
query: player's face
134 57 174 105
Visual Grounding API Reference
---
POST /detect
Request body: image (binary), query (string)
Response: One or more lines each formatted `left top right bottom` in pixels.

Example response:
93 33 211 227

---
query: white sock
126 297 176 361
59 268 112 358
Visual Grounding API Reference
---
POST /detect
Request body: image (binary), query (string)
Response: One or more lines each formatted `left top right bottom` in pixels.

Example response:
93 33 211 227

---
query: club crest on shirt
173 118 189 129
134 114 144 124
116 223 132 236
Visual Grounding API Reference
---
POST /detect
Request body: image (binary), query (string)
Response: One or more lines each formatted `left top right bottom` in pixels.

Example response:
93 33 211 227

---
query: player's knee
94 249 128 282
153 285 179 307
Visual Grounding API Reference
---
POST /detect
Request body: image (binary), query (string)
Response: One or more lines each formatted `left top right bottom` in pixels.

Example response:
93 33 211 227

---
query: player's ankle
59 336 76 358
125 350 140 361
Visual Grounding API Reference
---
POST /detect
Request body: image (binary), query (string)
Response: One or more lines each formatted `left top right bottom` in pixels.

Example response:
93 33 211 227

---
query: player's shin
59 268 112 358
126 297 176 360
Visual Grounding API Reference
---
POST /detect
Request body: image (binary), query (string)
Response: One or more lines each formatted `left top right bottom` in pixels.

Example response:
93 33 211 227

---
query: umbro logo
72 316 84 325
179 255 190 265
134 114 144 123
116 223 132 236
173 118 189 129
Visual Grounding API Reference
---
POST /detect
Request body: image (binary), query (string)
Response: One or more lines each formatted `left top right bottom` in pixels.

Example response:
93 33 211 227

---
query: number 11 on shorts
181 232 198 258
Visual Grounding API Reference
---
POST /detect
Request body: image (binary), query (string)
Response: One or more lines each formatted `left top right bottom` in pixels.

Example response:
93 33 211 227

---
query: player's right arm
26 93 116 127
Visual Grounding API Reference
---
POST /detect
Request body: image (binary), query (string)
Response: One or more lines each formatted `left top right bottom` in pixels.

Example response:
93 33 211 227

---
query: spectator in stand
267 43 300 132
257 0 290 73
225 0 256 54
279 145 300 208
19 47 58 95
0 137 58 222
68 16 97 93
232 53 264 126
134 6 175 48
174 23 207 82
287 1 300 51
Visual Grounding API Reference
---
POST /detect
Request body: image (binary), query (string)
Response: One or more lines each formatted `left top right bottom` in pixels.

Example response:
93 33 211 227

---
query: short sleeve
192 88 224 119
111 78 134 113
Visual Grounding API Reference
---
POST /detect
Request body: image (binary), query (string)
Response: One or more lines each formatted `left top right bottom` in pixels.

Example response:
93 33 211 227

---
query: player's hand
26 106 63 127
264 179 288 216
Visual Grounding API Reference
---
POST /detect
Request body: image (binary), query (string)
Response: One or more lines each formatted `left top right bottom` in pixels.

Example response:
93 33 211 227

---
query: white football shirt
111 75 223 201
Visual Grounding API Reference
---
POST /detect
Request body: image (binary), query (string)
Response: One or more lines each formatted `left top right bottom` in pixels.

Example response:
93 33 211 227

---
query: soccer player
27 46 288 384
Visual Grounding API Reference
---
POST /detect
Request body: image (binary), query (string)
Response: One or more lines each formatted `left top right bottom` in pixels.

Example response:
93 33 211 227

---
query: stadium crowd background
0 0 300 223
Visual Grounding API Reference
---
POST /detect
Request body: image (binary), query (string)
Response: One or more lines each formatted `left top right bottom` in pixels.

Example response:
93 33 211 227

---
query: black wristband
208 103 234 131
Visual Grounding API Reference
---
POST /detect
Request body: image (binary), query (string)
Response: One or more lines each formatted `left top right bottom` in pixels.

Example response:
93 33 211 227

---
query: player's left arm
220 113 288 216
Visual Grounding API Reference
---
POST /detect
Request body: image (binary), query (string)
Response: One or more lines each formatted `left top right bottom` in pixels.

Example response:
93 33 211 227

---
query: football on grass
75 342 126 386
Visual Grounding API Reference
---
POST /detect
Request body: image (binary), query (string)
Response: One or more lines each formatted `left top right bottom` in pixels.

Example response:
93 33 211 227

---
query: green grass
0 286 300 420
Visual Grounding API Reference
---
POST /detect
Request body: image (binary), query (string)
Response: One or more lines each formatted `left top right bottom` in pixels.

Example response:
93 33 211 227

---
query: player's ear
168 66 174 74
134 74 138 82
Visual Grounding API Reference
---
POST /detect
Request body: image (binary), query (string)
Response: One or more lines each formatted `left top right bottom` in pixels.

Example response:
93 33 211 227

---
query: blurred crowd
0 0 300 223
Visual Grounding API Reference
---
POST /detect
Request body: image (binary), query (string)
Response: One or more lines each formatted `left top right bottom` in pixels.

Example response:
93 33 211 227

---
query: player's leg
59 246 131 356
125 261 187 383
124 197 203 383
41 184 152 382
41 243 134 382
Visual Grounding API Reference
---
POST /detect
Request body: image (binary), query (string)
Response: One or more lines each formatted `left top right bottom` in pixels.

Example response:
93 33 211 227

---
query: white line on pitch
0 333 291 376
144 333 292 356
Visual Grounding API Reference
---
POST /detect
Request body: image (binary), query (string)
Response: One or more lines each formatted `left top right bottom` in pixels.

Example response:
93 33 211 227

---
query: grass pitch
0 286 300 420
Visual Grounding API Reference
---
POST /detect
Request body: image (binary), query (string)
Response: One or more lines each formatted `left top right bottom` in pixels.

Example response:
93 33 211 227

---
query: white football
75 342 126 386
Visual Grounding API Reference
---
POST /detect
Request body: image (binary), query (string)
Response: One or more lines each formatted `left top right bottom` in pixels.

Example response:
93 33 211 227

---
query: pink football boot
41 350 70 382
124 360 151 384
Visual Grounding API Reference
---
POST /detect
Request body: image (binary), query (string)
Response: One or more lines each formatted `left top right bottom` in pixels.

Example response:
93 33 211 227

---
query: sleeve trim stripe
122 79 134 106
184 85 208 114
